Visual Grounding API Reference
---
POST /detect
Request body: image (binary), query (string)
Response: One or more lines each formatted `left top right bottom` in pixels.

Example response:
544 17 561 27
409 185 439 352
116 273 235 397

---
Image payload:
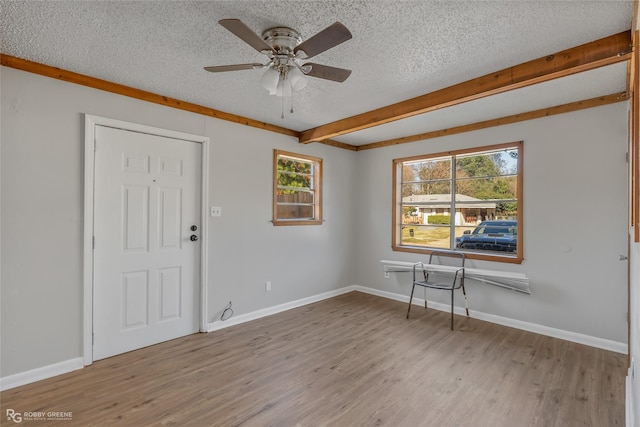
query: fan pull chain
290 96 294 115
281 96 285 119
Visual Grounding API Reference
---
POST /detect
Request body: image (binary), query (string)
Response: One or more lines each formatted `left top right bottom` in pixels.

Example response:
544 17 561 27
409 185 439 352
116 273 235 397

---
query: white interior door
93 125 201 360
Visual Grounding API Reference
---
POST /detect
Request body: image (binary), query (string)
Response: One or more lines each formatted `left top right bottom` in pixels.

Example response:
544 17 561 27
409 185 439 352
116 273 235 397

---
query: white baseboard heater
380 260 531 294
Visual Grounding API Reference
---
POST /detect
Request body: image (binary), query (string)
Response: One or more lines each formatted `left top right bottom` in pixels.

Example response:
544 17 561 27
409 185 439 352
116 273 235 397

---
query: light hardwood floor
0 291 626 426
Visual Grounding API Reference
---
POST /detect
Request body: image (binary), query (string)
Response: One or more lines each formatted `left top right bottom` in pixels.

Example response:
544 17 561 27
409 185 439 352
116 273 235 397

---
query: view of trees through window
395 142 521 259
273 150 322 224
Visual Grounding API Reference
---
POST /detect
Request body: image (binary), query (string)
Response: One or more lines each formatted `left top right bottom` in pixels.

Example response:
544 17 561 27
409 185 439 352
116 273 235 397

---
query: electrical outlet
265 281 271 292
384 272 390 279
210 206 222 217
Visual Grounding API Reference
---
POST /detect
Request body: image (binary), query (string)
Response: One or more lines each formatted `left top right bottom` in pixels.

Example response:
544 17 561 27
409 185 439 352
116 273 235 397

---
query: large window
273 150 323 226
393 141 523 263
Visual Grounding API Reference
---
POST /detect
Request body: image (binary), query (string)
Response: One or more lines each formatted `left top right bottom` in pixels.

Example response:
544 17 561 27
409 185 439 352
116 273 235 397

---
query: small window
273 150 323 226
393 141 522 263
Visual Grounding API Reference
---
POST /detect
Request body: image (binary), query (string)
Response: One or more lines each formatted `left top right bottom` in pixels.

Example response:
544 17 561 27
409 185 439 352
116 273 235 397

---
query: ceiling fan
204 19 352 98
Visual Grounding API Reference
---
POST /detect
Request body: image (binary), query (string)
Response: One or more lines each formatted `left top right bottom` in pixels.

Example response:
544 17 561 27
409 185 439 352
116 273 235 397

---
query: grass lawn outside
401 225 475 248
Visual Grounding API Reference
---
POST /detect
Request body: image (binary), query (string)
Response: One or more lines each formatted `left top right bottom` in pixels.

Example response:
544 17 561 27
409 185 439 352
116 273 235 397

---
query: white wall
0 67 357 377
0 65 631 383
353 103 629 344
203 118 358 319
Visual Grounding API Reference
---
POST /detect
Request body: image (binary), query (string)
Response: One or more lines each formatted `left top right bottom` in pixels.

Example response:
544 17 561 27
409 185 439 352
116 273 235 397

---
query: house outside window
393 141 522 263
273 150 323 226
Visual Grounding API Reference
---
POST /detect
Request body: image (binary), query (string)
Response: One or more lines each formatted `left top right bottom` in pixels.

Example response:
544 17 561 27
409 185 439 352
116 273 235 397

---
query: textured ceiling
0 1 633 146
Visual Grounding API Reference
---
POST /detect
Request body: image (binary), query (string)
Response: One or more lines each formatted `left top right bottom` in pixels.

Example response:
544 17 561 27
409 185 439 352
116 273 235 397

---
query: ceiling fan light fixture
276 74 293 97
262 66 306 97
260 67 280 94
289 66 308 92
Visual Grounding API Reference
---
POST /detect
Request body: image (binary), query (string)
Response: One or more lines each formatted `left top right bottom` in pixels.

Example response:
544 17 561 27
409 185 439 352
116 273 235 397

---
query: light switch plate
210 206 222 217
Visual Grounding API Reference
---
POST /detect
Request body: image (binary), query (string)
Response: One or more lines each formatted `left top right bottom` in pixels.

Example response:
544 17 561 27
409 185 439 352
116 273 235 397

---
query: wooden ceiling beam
1 54 300 139
299 31 632 144
355 92 629 151
317 139 358 151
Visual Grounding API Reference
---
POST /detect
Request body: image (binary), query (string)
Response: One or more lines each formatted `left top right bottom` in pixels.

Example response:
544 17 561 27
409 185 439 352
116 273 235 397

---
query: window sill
392 245 523 264
272 220 323 226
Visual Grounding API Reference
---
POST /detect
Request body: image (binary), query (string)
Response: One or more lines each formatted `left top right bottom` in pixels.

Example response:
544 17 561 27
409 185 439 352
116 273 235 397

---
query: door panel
122 270 149 328
159 266 182 320
122 185 149 252
93 126 200 360
159 188 182 249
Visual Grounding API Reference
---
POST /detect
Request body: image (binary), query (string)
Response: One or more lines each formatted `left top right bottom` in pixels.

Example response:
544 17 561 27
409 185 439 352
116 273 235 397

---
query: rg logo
6 409 22 423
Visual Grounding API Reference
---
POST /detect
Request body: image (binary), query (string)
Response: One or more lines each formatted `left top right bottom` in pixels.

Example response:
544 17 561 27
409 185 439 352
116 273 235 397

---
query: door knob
190 235 198 241
619 255 628 261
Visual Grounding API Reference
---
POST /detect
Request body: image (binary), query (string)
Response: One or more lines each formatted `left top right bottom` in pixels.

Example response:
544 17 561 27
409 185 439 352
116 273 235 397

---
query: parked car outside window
455 220 517 253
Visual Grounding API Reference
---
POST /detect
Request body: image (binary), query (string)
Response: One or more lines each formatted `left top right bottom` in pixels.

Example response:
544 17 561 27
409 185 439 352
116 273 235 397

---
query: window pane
455 219 518 254
456 149 518 178
456 176 517 200
402 181 451 198
402 158 452 227
456 176 517 221
276 190 315 220
278 157 312 174
455 150 518 247
400 224 450 249
277 157 314 191
278 173 313 190
277 191 314 204
276 204 314 220
408 159 451 190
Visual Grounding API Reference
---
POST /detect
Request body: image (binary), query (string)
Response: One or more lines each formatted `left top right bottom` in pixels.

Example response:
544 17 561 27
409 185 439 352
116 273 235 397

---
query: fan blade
219 19 274 53
294 22 352 59
304 63 352 82
204 63 264 73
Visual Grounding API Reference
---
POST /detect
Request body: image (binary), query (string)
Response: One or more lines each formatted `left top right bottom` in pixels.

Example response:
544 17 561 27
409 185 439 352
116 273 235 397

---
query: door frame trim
83 114 210 366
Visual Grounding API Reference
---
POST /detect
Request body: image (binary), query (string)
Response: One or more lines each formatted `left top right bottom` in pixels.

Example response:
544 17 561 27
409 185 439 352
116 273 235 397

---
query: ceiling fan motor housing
261 27 302 54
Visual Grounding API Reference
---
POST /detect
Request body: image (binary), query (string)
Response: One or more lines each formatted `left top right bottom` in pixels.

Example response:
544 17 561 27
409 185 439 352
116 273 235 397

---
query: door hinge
93 236 95 249
92 332 94 345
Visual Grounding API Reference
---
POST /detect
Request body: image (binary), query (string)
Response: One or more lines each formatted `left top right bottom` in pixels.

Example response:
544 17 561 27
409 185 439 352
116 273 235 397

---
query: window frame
273 149 323 226
392 141 523 264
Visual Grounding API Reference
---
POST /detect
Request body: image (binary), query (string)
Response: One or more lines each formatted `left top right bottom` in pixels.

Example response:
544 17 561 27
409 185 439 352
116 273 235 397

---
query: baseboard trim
207 286 357 332
0 357 84 391
352 285 628 354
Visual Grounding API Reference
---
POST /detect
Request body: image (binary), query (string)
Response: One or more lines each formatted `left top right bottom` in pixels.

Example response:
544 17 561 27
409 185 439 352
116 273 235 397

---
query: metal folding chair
406 250 469 330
